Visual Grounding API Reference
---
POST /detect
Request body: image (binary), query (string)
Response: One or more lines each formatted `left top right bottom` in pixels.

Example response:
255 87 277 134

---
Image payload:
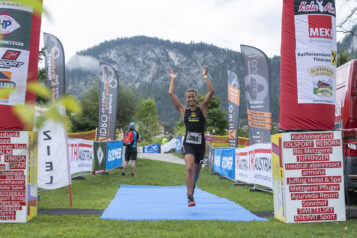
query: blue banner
220 148 235 180
213 148 222 174
144 143 160 153
106 141 123 170
175 137 183 153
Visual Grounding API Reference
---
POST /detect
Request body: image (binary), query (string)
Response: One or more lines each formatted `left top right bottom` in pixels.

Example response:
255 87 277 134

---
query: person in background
122 122 140 176
168 65 214 207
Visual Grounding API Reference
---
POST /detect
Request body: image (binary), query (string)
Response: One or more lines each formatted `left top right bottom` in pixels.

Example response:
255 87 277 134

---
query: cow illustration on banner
96 63 119 141
240 45 272 145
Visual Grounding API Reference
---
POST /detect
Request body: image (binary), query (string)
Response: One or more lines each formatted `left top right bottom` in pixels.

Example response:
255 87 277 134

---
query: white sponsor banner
36 107 70 190
161 138 177 153
253 143 272 188
235 147 251 184
68 139 93 174
282 131 345 223
295 11 336 105
0 131 29 223
296 49 336 105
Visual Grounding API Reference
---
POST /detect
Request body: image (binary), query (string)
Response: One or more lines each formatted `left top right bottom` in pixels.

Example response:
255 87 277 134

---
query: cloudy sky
40 0 356 62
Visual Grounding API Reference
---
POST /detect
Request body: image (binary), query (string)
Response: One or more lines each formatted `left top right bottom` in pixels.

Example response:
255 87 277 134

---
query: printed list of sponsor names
0 132 27 221
283 132 343 222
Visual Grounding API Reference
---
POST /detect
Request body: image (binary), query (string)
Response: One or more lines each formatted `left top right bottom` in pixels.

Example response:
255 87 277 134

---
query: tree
337 48 351 67
134 98 160 142
70 83 139 132
173 119 185 136
198 94 228 135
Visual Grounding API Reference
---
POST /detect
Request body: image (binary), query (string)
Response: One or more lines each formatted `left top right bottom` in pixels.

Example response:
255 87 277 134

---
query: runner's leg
184 154 195 196
193 163 202 189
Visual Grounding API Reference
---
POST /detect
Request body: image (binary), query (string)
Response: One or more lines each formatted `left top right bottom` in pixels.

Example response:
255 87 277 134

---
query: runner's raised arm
168 69 186 119
199 65 214 118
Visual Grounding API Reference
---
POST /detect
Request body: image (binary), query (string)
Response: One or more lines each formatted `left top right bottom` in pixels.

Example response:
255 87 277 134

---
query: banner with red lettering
277 131 346 223
0 1 42 130
0 131 36 223
252 143 272 188
279 0 336 130
235 147 251 184
68 139 93 175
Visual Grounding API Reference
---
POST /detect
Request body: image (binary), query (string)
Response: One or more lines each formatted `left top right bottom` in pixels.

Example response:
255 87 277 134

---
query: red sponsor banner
296 154 329 162
0 144 27 150
291 133 334 141
308 15 332 39
297 207 334 214
285 161 341 170
302 200 328 207
293 147 333 155
284 140 314 148
315 139 340 147
287 176 342 185
4 155 26 162
289 184 340 193
301 169 326 176
291 192 339 200
294 214 337 222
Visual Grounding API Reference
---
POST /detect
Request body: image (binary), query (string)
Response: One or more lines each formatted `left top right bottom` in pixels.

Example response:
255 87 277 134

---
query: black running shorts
125 147 137 161
183 144 205 164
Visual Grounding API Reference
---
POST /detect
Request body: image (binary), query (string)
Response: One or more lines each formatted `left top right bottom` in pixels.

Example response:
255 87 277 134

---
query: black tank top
183 107 206 146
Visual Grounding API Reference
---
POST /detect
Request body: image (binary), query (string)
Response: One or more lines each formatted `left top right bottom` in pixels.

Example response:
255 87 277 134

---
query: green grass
172 152 184 159
1 158 357 238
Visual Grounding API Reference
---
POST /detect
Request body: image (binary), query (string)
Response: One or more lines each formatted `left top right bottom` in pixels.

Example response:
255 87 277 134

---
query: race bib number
186 132 202 144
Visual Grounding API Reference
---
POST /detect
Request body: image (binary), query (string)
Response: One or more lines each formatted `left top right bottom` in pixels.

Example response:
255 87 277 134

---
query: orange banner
248 115 272 124
228 85 240 106
247 109 272 118
248 121 272 130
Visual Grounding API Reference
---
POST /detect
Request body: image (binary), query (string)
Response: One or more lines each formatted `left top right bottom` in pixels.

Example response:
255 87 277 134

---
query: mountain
337 24 357 59
65 36 281 128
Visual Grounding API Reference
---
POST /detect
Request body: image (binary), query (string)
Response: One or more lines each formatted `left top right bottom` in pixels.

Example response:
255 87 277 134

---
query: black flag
240 45 271 145
43 33 65 101
96 63 119 141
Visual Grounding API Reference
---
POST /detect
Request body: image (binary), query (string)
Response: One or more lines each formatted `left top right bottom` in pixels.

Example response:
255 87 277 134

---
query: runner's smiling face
185 91 198 107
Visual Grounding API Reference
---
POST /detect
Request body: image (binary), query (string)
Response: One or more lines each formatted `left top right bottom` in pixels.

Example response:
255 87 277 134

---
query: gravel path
138 152 185 165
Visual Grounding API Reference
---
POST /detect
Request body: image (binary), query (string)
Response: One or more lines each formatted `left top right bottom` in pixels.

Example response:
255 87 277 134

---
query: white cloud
66 55 99 71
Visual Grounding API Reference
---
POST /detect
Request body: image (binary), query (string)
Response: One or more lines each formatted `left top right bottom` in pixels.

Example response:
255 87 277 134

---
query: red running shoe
188 195 196 207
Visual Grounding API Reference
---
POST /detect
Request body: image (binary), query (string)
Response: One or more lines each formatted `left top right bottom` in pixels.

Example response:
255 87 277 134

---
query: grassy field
1 158 357 238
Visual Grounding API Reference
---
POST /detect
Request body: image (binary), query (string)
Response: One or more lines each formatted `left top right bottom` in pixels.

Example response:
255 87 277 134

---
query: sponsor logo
331 50 336 66
0 10 20 37
308 15 332 39
97 146 104 165
298 1 335 14
100 65 118 88
108 148 122 162
0 71 15 100
0 50 24 68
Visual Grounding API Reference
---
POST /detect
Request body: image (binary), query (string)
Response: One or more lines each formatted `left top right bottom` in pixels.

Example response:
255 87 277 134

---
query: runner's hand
203 65 208 77
169 69 177 80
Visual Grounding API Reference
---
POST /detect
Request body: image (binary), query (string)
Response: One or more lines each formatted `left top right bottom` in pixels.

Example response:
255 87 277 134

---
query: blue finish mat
101 185 268 221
